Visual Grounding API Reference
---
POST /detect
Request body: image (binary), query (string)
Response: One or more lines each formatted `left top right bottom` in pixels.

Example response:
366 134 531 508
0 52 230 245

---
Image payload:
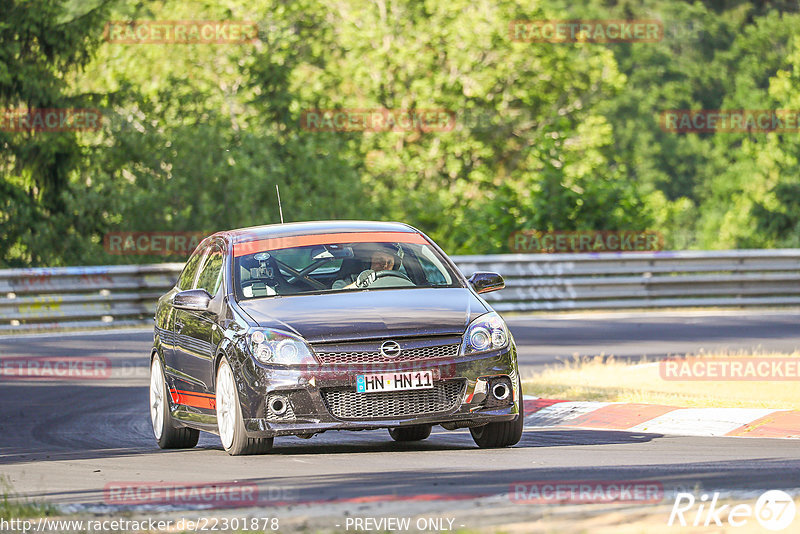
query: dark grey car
149 221 523 455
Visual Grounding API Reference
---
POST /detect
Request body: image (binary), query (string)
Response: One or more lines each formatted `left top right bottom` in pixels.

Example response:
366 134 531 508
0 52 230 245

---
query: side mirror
173 289 212 311
468 272 505 294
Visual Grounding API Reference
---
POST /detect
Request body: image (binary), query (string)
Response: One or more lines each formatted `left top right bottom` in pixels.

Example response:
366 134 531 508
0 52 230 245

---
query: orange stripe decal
233 231 428 257
170 389 216 410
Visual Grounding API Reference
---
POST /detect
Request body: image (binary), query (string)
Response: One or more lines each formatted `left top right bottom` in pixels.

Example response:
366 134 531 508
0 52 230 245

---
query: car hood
236 288 489 343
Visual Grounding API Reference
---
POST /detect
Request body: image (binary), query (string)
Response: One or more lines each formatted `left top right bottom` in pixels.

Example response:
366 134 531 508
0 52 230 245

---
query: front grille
321 380 465 420
314 337 461 365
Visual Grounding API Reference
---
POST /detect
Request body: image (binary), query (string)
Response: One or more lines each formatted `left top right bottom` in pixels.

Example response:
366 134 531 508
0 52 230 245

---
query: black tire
150 357 200 449
388 424 432 442
469 378 524 448
216 359 273 456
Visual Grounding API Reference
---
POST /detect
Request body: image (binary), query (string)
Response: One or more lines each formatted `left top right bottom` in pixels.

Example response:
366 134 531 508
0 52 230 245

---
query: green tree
0 0 111 265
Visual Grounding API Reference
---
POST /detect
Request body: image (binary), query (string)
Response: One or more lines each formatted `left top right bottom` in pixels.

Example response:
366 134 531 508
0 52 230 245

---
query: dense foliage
1 0 798 266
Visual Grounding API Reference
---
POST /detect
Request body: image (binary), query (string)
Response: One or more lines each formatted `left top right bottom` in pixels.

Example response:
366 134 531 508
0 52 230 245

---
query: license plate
356 370 434 393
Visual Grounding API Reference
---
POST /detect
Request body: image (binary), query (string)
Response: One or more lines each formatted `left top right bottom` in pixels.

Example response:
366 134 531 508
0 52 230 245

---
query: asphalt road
1 311 799 531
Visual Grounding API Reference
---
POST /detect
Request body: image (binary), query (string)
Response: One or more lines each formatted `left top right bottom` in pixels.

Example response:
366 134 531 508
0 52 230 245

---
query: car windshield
233 238 461 299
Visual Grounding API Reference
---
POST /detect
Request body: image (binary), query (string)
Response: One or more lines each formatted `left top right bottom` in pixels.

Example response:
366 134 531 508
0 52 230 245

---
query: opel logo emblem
380 340 401 358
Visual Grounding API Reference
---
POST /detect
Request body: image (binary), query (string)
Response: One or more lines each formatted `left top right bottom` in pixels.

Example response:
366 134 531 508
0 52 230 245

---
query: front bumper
236 344 520 438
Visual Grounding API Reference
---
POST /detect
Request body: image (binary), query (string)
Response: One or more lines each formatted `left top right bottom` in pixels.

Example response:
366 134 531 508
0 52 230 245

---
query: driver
332 249 395 290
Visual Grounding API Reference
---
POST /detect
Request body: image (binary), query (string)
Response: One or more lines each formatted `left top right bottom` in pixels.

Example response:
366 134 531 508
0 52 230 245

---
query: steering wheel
356 269 415 289
373 270 412 283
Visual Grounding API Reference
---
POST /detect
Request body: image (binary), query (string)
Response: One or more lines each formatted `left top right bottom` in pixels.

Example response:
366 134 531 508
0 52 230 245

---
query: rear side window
177 245 207 290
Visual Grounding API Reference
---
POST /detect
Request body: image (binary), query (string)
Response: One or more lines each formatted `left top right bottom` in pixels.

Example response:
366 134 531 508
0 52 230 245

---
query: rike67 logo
669 490 796 531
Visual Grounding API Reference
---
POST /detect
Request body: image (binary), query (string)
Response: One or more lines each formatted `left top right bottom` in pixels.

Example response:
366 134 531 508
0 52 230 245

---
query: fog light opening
269 396 288 416
491 382 509 401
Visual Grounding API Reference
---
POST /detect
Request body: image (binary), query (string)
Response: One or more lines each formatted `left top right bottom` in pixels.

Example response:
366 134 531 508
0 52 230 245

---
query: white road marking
524 401 610 427
628 408 780 436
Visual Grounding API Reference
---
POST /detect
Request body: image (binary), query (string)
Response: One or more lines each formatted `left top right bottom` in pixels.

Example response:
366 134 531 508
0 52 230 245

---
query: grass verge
0 477 57 520
522 351 800 409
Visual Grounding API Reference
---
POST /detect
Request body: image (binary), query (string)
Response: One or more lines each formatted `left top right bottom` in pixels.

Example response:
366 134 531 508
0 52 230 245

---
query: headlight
247 328 316 366
461 312 509 355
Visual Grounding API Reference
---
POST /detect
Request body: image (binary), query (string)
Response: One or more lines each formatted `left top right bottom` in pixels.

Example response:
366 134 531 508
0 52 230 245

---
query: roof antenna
275 184 284 224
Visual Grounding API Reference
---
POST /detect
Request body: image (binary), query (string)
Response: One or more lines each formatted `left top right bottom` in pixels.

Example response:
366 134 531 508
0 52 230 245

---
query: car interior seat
335 255 370 286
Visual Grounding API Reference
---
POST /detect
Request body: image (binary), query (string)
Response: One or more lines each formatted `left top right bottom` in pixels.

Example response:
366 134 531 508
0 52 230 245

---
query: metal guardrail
0 264 182 332
1 249 799 331
462 249 800 312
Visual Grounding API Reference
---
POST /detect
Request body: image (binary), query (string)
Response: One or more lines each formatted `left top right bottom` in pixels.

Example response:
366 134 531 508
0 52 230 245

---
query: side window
195 244 224 296
177 245 207 290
